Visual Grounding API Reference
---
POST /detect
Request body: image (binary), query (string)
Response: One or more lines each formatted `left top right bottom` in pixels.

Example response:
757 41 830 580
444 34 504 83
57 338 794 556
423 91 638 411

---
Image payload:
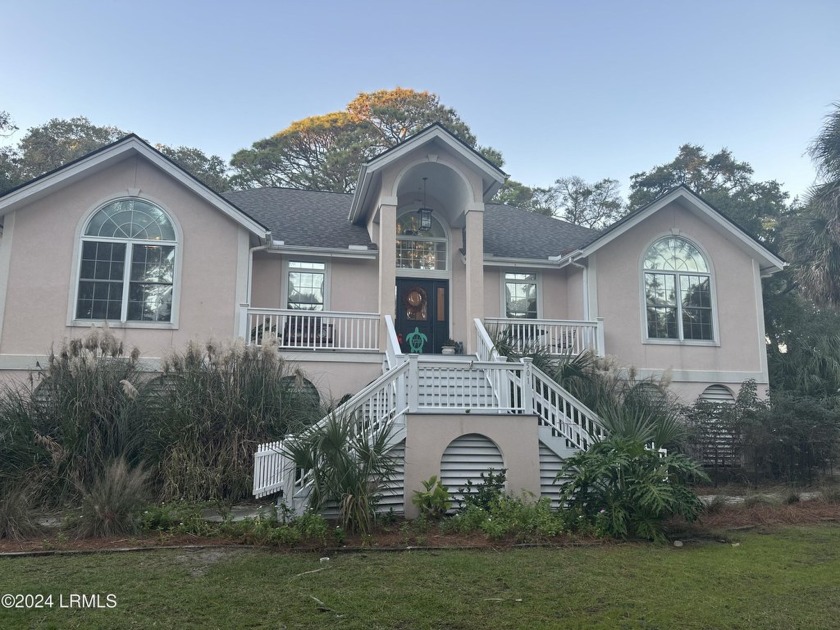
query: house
0 125 784 515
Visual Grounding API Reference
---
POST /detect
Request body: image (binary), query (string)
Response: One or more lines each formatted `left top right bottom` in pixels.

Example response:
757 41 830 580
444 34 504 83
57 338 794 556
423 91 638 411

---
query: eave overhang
0 135 271 241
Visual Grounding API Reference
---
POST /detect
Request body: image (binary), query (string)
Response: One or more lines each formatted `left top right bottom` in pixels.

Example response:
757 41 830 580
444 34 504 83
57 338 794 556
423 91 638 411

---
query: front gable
561 186 785 277
0 135 271 241
348 124 507 228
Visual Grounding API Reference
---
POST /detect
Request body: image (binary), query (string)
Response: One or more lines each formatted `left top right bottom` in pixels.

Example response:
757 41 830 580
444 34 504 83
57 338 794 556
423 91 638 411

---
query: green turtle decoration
405 327 427 353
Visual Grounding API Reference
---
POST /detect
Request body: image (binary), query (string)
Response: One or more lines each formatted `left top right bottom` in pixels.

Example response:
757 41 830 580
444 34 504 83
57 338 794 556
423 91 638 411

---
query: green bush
0 330 146 506
283 412 398 535
558 437 708 541
147 339 323 502
412 475 451 520
443 495 565 541
457 469 507 511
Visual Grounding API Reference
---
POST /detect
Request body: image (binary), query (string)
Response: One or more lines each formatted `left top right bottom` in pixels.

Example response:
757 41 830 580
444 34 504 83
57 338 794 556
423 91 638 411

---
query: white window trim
283 259 330 311
67 195 183 329
395 206 450 278
501 270 541 319
639 233 719 346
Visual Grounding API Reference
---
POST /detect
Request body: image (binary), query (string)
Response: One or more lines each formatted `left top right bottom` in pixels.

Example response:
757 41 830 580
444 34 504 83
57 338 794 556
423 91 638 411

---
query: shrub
0 481 41 540
412 475 451 520
443 495 565 541
147 339 323 502
283 412 398 535
558 437 708 541
457 469 506 511
74 457 149 538
0 330 145 506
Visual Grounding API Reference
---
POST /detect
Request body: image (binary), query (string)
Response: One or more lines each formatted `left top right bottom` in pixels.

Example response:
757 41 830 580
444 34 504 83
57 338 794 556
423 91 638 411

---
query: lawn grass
1 526 839 629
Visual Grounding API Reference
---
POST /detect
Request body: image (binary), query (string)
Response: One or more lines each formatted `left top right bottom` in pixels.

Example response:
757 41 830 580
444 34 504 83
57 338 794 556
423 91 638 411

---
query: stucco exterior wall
402 413 541 518
565 266 585 320
0 156 247 362
280 354 384 403
541 269 570 320
594 201 769 398
251 254 379 312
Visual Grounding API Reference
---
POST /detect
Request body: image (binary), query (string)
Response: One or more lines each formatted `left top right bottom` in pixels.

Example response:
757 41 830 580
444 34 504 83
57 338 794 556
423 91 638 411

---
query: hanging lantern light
418 177 433 232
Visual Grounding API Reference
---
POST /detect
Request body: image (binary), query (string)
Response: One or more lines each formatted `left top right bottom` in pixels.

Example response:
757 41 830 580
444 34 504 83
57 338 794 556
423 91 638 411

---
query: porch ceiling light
418 177 433 231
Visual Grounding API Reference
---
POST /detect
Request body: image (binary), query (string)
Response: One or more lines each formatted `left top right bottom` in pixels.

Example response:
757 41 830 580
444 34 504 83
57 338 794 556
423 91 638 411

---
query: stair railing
253 361 410 503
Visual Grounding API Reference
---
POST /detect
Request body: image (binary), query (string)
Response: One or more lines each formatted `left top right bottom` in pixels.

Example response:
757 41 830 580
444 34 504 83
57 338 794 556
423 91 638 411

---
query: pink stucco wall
1 156 248 360
594 200 769 394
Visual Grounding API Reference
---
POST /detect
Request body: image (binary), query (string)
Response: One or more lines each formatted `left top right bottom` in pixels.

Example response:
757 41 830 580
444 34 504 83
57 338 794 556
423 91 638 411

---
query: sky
2 0 839 201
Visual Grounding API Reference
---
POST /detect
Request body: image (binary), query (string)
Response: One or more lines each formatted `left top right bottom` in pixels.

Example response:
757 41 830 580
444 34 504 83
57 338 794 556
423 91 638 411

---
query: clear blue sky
3 0 838 201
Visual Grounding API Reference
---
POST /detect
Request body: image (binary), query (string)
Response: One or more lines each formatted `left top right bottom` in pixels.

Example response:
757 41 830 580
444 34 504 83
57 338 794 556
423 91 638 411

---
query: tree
492 180 556 216
155 144 231 192
13 117 126 183
629 144 789 246
230 112 368 192
784 103 840 307
553 176 624 229
0 115 231 195
0 111 16 137
0 111 18 193
230 88 504 192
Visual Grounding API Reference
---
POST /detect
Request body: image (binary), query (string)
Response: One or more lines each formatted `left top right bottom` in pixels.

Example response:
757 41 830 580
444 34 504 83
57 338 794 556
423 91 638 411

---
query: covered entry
395 278 449 354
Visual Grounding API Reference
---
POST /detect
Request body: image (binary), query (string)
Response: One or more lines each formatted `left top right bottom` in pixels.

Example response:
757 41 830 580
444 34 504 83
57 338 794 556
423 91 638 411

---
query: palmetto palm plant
282 412 398 535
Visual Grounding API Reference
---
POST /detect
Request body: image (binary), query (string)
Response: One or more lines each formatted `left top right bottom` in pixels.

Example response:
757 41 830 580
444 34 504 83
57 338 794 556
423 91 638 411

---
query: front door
395 279 449 354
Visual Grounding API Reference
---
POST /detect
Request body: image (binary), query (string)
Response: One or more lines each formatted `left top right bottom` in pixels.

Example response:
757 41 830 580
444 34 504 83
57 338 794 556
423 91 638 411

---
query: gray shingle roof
223 188 372 248
483 203 598 259
223 187 599 258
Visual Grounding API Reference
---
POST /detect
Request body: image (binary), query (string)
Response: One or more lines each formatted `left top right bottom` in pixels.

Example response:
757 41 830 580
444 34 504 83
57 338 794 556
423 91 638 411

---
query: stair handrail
520 358 608 451
253 361 410 501
474 318 502 362
384 314 405 370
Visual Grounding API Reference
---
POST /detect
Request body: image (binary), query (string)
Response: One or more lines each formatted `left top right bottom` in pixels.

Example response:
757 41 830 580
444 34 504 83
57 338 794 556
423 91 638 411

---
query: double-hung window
76 199 176 323
504 272 538 319
287 261 325 310
643 237 713 341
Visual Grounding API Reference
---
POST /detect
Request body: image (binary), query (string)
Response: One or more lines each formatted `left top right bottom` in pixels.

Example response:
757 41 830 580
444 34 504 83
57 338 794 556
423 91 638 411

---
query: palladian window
76 199 176 323
396 212 447 271
643 237 713 341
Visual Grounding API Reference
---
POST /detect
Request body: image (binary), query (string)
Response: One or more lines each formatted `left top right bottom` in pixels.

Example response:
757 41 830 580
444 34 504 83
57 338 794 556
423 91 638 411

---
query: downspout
246 232 273 305
568 257 589 321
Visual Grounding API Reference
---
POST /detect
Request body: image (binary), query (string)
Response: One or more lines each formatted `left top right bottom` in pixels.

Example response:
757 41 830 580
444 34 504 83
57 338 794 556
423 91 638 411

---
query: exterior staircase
253 317 607 514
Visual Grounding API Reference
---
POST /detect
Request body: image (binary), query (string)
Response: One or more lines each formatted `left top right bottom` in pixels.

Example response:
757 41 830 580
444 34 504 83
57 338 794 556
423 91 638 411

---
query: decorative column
378 203 397 349
464 203 485 354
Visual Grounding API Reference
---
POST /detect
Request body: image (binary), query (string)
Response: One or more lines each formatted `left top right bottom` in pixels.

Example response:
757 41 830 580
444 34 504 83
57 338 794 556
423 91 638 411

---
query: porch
239 306 605 357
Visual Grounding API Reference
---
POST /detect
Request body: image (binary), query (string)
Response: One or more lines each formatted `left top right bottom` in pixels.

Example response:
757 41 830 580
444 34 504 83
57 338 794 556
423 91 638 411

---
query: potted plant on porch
441 339 457 355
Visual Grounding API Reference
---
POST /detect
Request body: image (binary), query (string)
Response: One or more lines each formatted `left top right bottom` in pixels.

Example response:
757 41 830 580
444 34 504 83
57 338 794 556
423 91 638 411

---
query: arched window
643 237 713 341
75 199 177 323
396 211 447 271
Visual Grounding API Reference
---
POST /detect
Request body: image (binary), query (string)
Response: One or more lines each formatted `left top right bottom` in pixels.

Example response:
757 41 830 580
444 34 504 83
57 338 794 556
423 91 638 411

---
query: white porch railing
483 317 605 357
240 306 380 351
384 315 406 370
253 360 410 502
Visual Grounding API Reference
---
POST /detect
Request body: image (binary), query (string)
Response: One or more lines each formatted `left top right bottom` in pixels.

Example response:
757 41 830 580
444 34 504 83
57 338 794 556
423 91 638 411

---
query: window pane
396 240 447 270
130 245 175 283
288 271 324 310
505 273 537 319
644 237 708 273
645 273 678 338
681 275 713 339
76 241 126 320
397 213 445 238
127 282 173 322
85 199 175 241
